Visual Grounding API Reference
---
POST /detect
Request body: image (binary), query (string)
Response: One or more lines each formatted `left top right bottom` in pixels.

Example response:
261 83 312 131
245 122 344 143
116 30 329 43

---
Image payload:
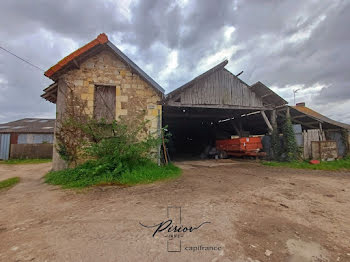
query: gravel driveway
0 160 349 262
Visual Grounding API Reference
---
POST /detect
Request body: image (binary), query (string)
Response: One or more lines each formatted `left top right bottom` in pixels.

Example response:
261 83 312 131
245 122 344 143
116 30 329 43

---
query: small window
93 85 116 122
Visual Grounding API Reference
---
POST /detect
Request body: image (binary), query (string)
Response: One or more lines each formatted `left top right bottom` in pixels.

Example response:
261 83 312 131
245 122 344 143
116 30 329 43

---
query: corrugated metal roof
0 118 55 133
291 105 350 130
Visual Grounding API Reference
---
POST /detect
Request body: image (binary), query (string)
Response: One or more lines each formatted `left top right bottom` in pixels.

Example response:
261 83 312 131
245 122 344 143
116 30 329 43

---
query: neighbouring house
0 118 55 160
41 33 164 170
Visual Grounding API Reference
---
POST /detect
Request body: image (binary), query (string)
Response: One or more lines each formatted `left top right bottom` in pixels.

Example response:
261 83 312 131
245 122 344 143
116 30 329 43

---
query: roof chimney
296 102 305 107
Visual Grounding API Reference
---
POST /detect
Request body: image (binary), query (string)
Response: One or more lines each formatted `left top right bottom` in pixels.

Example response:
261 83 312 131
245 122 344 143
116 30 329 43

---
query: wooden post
318 122 325 141
261 111 273 133
238 121 244 137
162 131 168 165
232 122 241 137
270 109 277 130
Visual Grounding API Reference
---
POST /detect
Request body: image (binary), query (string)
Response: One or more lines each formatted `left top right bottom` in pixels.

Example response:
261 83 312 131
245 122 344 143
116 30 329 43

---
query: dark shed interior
163 106 270 160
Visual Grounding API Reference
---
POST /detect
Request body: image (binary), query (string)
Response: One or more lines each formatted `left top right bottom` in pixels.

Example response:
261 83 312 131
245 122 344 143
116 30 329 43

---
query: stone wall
52 49 163 170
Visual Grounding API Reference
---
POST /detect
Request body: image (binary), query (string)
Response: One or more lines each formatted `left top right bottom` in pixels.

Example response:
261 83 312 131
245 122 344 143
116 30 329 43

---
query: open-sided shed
277 103 350 157
163 60 286 159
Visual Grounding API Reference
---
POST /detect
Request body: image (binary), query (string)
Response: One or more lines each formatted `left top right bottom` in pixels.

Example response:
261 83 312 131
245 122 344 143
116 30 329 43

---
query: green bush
84 120 160 167
48 113 180 188
45 160 181 188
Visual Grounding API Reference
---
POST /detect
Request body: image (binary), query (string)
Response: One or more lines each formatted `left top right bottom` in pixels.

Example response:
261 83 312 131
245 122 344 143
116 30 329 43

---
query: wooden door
93 85 116 122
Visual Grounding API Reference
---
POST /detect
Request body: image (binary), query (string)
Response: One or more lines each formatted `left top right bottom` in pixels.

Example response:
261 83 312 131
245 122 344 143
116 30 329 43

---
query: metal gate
0 134 10 160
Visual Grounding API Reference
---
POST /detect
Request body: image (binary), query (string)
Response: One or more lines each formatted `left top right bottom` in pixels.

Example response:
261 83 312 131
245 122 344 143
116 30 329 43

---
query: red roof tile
44 33 108 79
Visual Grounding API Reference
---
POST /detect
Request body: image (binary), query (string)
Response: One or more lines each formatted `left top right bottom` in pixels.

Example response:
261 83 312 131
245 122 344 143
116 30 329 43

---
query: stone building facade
42 33 164 170
62 49 162 129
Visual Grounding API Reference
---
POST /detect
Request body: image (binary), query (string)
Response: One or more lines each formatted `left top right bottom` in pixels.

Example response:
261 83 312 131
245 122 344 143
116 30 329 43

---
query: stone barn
42 33 164 170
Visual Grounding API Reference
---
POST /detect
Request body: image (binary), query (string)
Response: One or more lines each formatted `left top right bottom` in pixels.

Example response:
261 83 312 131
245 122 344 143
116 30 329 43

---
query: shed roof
165 60 286 109
0 118 55 133
42 33 164 103
290 105 350 130
250 81 287 107
165 60 228 101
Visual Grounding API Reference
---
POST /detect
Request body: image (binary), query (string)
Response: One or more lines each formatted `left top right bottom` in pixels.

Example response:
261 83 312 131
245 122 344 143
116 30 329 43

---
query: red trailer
216 137 266 157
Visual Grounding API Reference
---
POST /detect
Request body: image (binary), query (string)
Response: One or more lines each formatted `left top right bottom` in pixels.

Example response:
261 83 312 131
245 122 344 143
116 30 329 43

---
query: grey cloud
0 0 128 40
0 0 349 123
127 0 183 49
227 0 350 106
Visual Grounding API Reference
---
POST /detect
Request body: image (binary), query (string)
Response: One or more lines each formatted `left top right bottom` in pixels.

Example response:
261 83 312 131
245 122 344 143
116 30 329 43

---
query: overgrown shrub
45 160 181 188
281 116 299 161
48 82 180 188
55 87 91 166
271 128 281 161
341 129 350 157
84 119 160 164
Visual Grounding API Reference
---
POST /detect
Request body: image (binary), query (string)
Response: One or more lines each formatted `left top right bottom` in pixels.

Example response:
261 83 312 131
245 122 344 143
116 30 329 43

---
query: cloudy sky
0 0 349 123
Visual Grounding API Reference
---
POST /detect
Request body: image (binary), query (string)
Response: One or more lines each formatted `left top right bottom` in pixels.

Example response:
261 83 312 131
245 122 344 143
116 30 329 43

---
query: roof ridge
165 59 228 98
43 33 165 98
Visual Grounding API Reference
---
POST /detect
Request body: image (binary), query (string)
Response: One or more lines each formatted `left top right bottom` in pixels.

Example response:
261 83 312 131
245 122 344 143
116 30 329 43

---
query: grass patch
262 158 350 171
0 159 52 165
0 177 20 190
45 160 181 188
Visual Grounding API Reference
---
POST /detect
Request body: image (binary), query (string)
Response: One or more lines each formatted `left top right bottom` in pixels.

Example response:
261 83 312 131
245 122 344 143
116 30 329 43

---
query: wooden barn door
93 85 116 122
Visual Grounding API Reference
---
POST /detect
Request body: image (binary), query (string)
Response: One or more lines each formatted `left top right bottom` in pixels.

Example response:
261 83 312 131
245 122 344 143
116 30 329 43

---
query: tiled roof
0 118 55 133
42 33 164 103
44 33 108 79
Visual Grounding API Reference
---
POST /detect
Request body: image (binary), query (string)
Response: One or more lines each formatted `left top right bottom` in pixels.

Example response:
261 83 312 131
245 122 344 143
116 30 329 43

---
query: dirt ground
0 160 350 262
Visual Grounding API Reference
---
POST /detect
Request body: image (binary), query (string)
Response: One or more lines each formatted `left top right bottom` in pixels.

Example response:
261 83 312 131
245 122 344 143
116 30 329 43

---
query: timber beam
261 111 273 132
